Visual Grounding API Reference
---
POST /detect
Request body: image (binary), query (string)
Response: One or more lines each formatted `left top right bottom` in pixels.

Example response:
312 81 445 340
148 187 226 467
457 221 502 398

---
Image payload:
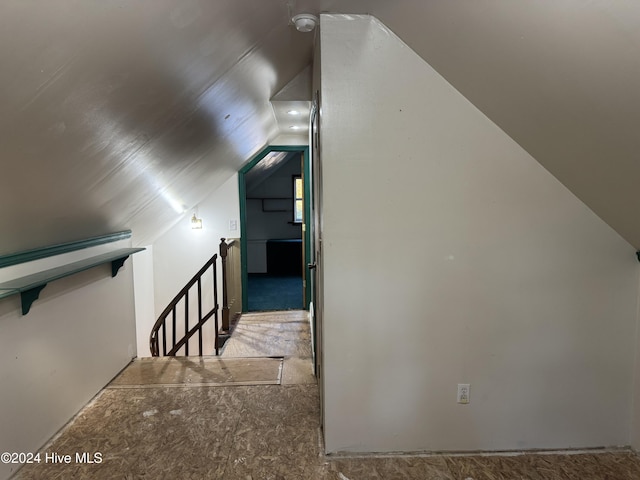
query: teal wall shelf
0 230 132 268
0 247 145 315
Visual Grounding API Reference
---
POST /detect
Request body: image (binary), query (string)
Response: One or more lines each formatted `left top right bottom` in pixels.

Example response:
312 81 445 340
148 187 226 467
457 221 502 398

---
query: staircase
149 238 241 356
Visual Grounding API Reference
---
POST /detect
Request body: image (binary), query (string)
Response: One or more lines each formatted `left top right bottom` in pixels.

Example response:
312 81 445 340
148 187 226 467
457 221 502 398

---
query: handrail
219 237 241 334
150 240 229 357
220 238 230 332
149 238 242 357
149 253 218 356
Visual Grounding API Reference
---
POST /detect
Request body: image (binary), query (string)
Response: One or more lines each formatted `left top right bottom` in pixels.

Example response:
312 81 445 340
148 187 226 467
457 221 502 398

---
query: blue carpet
248 274 303 311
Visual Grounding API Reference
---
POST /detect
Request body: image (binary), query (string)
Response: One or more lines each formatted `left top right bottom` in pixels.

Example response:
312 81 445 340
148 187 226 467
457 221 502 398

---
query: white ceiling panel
0 0 313 253
2 0 640 253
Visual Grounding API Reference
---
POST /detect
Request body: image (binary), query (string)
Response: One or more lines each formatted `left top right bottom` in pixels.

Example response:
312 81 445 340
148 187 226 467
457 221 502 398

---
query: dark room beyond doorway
244 151 303 311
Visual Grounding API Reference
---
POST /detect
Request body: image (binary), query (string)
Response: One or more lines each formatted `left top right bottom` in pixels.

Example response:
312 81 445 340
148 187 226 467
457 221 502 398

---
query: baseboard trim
324 445 635 459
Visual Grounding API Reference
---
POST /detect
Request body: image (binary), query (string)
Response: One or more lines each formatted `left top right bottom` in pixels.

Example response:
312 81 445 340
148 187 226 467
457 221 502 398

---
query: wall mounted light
191 213 203 229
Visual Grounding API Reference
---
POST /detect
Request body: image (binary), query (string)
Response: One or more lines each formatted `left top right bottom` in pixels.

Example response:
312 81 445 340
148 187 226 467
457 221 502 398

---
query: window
293 175 303 223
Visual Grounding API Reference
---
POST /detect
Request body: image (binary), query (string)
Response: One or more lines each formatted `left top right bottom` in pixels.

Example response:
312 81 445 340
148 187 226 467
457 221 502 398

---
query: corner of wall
149 173 240 353
629 265 640 449
133 245 155 358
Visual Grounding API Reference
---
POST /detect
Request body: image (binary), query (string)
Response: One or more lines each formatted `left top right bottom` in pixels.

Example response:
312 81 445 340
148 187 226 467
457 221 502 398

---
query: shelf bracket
21 284 47 315
0 247 144 316
111 256 130 277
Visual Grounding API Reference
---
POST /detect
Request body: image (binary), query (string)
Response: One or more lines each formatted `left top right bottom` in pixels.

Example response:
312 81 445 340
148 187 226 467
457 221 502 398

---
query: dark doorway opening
240 147 310 312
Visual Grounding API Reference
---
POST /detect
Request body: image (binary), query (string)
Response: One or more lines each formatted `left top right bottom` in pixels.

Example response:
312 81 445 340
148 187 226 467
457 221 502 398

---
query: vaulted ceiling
0 0 313 253
2 0 640 254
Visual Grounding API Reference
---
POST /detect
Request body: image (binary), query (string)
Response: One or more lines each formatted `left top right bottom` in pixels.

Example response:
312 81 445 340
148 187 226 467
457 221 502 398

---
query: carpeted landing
247 274 303 311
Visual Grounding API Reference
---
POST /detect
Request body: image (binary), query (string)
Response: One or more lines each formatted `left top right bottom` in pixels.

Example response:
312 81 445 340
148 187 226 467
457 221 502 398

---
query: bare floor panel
15 385 320 480
13 309 640 479
14 386 640 480
221 310 312 358
109 356 283 387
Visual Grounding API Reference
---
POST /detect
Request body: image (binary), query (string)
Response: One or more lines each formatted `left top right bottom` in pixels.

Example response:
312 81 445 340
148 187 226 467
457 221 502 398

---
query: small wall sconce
190 213 203 229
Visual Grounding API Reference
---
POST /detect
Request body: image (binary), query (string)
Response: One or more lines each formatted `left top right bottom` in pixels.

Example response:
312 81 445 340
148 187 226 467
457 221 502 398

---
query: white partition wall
319 14 639 454
149 174 241 357
133 246 156 358
632 281 640 450
0 242 137 480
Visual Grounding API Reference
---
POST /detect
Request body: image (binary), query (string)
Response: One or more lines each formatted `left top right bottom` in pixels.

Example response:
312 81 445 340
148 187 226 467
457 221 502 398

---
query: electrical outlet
457 384 470 404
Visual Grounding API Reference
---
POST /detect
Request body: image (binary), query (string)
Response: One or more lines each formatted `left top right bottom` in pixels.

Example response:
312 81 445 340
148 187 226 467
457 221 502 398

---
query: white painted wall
0 243 136 480
271 132 308 146
320 14 639 453
632 280 640 451
149 174 240 357
133 246 155 358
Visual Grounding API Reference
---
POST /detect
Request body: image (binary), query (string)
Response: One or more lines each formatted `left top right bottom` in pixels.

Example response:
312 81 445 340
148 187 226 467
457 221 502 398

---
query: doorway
239 146 311 313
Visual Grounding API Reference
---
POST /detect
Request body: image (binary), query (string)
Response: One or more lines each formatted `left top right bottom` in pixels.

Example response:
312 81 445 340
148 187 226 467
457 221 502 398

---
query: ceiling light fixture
287 110 300 115
289 125 301 130
292 13 318 33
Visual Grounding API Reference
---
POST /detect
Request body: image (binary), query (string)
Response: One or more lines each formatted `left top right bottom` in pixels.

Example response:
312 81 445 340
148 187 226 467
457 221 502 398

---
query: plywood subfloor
109 356 283 387
221 310 312 358
13 383 640 480
12 309 640 479
15 384 322 480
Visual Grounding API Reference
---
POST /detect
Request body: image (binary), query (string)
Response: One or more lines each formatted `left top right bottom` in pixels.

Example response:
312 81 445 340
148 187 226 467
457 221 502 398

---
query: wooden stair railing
220 238 231 333
150 239 234 357
219 237 242 333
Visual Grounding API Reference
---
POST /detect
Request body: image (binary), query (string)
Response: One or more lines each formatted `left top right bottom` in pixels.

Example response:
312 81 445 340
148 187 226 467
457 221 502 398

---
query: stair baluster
150 239 233 356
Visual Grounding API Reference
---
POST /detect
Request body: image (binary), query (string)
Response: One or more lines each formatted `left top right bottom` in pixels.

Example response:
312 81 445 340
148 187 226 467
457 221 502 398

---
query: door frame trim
238 145 311 312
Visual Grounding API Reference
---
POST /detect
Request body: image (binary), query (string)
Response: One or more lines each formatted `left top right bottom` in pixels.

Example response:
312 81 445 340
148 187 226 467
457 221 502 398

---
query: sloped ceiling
313 0 640 249
0 0 313 254
245 151 299 193
352 0 640 249
2 0 640 254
